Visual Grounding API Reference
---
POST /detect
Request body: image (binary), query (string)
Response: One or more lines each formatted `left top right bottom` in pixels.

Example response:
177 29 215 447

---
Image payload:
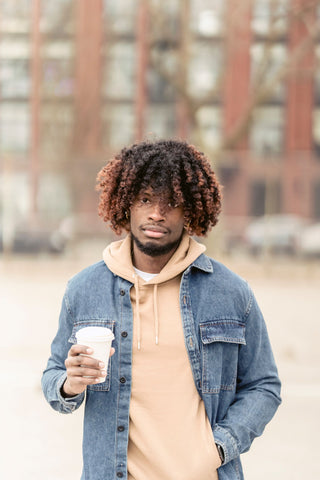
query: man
42 139 281 480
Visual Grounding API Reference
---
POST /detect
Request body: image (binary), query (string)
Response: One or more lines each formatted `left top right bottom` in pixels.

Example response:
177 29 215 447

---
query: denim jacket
42 254 281 480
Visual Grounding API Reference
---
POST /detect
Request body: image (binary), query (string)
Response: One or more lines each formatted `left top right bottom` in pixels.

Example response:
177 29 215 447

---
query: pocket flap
200 320 246 345
68 319 115 344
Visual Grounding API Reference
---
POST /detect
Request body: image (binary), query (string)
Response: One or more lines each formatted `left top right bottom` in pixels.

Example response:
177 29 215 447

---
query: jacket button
117 425 125 432
116 473 123 478
120 289 125 296
120 377 126 384
121 331 128 338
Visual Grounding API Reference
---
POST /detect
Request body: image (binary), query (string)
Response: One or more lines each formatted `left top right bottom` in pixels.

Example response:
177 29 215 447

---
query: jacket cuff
56 373 85 413
213 425 239 465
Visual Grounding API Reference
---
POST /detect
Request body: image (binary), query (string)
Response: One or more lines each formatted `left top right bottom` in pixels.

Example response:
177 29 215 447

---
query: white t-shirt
133 267 158 282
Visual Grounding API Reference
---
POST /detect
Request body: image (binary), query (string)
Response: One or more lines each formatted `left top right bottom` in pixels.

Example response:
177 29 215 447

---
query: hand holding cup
62 327 115 397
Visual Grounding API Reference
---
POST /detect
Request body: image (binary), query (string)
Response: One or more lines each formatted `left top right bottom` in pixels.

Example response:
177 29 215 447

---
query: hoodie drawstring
134 274 159 350
153 284 159 345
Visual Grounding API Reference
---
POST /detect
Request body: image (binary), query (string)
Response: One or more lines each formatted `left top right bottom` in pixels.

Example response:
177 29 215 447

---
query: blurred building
0 0 320 241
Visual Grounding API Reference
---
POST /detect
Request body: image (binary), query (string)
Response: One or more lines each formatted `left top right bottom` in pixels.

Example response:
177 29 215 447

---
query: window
0 171 30 221
40 0 74 35
0 60 30 98
250 181 266 216
250 106 284 157
251 0 288 37
190 0 224 37
250 179 281 216
38 173 72 219
102 104 135 149
250 42 287 103
0 0 31 34
0 102 30 153
42 58 74 97
148 0 180 37
40 104 74 166
147 69 175 102
195 106 221 150
145 104 176 138
104 42 136 100
103 0 138 36
42 40 73 59
188 42 222 99
0 38 30 59
41 37 74 98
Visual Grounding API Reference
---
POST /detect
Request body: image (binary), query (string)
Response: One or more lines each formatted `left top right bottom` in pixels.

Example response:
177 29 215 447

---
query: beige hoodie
104 232 220 480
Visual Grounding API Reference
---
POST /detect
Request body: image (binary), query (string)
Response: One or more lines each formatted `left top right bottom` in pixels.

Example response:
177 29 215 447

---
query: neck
132 245 176 273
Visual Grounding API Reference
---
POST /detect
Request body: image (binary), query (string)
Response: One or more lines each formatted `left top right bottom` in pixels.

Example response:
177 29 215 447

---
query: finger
69 344 94 356
65 355 104 370
110 347 115 357
67 366 107 378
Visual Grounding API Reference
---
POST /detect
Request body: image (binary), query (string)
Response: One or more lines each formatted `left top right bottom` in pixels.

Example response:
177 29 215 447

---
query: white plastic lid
75 326 114 342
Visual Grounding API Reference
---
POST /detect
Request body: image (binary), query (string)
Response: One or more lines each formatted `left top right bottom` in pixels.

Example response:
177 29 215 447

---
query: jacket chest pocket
68 319 115 392
199 320 246 394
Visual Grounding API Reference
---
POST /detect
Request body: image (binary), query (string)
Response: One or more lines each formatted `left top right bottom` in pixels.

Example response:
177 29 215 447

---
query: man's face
130 189 185 258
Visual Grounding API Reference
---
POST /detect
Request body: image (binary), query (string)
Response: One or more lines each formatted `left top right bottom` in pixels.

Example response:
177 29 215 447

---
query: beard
131 232 183 257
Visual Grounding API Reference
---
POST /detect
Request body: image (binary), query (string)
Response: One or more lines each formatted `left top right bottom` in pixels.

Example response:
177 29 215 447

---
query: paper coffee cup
75 326 114 383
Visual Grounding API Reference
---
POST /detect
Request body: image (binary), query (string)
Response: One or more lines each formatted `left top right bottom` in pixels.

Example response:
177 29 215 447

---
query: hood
103 231 206 284
103 231 206 349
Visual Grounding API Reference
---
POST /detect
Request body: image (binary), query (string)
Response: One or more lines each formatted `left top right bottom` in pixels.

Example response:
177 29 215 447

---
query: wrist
60 379 78 398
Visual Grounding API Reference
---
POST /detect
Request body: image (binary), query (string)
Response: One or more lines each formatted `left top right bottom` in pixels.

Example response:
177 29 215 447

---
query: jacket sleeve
41 287 85 414
213 285 281 465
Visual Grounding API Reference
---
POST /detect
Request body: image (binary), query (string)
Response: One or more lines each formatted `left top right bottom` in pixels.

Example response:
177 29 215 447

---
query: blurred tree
145 0 320 160
139 0 320 250
16 0 320 244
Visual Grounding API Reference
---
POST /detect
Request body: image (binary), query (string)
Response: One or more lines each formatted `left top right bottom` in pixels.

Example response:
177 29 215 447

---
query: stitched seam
244 283 254 319
73 319 115 325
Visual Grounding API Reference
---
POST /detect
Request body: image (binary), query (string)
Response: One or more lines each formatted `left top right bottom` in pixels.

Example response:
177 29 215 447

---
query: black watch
216 444 225 464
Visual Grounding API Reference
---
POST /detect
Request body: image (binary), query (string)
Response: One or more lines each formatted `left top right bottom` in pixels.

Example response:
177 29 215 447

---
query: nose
148 203 165 222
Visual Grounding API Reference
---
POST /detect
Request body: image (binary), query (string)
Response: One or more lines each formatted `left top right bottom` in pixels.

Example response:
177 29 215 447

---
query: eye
168 201 179 209
140 196 151 205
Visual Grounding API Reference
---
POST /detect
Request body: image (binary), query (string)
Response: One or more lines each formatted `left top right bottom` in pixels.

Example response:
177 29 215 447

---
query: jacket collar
189 253 213 273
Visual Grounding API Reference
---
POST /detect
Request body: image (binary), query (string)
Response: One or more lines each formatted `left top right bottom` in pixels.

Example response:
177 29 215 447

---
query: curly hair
96 139 222 237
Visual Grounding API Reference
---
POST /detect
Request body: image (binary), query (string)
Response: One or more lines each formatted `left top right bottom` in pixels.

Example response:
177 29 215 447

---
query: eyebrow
137 191 152 198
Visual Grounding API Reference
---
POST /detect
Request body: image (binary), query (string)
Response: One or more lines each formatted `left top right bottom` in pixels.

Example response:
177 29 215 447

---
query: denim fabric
42 254 281 480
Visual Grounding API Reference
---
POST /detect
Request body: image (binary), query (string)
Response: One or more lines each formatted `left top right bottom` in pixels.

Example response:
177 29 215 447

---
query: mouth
141 225 169 239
